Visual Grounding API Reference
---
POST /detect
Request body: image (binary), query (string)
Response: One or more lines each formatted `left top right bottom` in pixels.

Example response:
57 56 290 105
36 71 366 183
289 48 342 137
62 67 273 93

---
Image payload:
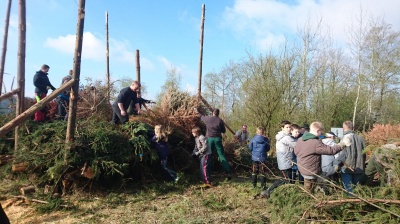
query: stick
314 199 400 208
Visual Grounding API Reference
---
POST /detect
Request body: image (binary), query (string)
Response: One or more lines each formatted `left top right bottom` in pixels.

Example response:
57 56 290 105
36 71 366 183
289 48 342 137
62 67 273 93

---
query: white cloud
223 0 400 50
184 83 197 95
44 32 104 60
157 56 183 74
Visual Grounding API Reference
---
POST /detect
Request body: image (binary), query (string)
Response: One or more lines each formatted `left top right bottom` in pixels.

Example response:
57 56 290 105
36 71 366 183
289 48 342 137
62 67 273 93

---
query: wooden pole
136 49 140 83
0 79 75 137
15 0 26 151
197 4 205 98
0 88 19 101
65 0 85 145
105 11 110 102
199 94 235 135
0 0 12 95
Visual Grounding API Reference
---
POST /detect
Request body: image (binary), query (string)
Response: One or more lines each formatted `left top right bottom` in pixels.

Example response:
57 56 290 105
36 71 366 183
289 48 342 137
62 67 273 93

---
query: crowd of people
31 69 371 196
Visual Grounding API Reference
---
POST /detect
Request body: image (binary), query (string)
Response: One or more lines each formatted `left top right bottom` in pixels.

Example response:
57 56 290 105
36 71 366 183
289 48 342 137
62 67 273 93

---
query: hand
47 86 51 90
121 110 126 116
342 137 351 147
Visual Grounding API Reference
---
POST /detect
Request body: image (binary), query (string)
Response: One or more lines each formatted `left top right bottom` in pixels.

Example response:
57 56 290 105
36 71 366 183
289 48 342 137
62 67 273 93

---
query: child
151 125 178 182
262 120 298 197
192 127 213 187
289 124 303 182
249 127 270 188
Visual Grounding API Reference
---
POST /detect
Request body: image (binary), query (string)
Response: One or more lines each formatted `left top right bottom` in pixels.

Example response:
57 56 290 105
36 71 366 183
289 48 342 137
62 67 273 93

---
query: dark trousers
0 203 10 224
200 154 212 184
264 168 293 195
252 161 267 188
161 159 177 182
111 105 129 124
56 96 69 121
34 93 47 122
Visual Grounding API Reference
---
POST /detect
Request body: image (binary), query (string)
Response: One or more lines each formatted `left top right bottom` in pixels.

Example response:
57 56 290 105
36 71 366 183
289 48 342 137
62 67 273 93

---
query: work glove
35 95 41 103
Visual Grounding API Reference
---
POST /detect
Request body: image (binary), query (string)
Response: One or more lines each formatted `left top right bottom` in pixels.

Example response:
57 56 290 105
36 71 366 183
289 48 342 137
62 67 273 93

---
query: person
192 127 213 187
0 203 10 224
151 125 178 182
199 108 232 180
294 121 350 193
299 123 309 137
249 127 270 188
262 121 298 197
33 64 56 122
321 131 342 180
128 92 155 115
337 120 366 195
289 124 302 181
56 70 73 121
234 124 250 143
111 81 141 124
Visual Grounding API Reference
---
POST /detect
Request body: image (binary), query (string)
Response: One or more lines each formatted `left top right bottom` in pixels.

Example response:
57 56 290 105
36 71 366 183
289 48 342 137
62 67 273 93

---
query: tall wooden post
135 50 140 83
15 0 26 152
0 0 12 95
66 0 85 145
197 4 205 97
105 11 110 101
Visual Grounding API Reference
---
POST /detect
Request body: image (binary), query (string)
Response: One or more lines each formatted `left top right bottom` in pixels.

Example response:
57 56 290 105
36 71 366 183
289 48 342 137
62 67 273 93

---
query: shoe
174 176 180 183
227 173 232 181
260 190 270 199
200 183 213 188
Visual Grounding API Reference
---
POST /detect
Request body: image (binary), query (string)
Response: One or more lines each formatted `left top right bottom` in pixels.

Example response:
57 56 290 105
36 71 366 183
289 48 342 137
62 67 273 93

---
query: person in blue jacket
249 127 270 188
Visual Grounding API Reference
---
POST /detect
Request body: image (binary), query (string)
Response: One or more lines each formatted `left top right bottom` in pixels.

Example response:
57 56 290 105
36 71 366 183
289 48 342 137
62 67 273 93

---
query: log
11 161 28 172
20 186 35 195
0 79 74 137
314 199 400 208
0 0 12 95
197 4 205 97
0 88 20 101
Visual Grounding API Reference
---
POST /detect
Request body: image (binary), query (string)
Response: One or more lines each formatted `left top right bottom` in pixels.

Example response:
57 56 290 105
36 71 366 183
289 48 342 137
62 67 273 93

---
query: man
56 70 73 121
33 64 56 122
199 108 232 180
111 81 141 124
294 122 349 193
128 92 155 115
234 124 250 143
337 120 366 194
321 132 342 180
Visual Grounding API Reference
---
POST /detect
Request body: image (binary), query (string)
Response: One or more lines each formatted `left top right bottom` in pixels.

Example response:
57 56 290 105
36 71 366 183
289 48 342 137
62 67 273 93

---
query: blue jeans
160 160 177 182
341 172 363 195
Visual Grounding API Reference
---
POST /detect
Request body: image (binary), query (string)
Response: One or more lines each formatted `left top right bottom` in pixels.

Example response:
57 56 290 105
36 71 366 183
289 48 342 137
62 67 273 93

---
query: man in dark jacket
199 108 232 180
337 120 366 194
111 81 141 124
33 64 56 122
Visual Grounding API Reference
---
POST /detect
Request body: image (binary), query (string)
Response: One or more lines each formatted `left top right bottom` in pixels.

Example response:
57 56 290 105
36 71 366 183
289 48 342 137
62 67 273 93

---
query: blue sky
1 0 399 100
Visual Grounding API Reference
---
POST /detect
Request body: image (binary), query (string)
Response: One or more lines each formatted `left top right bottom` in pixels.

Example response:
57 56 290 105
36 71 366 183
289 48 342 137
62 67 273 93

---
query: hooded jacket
276 131 297 170
321 138 341 176
294 132 342 176
337 130 366 173
33 70 55 95
249 134 270 162
194 135 212 156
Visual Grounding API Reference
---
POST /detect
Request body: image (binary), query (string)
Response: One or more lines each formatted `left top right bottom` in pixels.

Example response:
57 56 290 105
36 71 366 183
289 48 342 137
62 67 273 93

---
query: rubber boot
260 175 266 189
252 174 258 188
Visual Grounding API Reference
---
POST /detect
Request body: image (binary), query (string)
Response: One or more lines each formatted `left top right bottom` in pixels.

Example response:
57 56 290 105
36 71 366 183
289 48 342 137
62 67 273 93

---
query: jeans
56 96 69 121
160 159 177 182
341 172 364 195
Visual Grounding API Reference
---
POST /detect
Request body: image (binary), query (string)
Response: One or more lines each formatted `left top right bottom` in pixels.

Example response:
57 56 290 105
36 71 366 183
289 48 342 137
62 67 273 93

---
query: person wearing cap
111 81 141 124
56 70 73 121
33 64 56 122
321 131 342 181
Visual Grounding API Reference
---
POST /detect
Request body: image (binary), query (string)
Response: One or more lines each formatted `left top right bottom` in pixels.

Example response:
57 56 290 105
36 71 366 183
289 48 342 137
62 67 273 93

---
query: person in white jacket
321 131 342 179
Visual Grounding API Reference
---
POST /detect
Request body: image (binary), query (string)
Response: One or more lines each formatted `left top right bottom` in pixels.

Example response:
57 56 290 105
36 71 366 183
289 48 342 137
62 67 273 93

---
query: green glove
35 95 41 102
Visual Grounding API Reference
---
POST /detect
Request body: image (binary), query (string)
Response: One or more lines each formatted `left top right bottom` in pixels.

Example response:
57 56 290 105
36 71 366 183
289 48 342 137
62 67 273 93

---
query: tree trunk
136 49 140 83
15 0 26 152
0 88 19 102
0 0 12 95
65 0 86 146
0 79 74 137
197 4 205 98
105 11 110 102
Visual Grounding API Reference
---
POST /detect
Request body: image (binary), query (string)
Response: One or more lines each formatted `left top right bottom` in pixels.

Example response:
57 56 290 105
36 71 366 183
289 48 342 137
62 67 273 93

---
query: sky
0 0 399 100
